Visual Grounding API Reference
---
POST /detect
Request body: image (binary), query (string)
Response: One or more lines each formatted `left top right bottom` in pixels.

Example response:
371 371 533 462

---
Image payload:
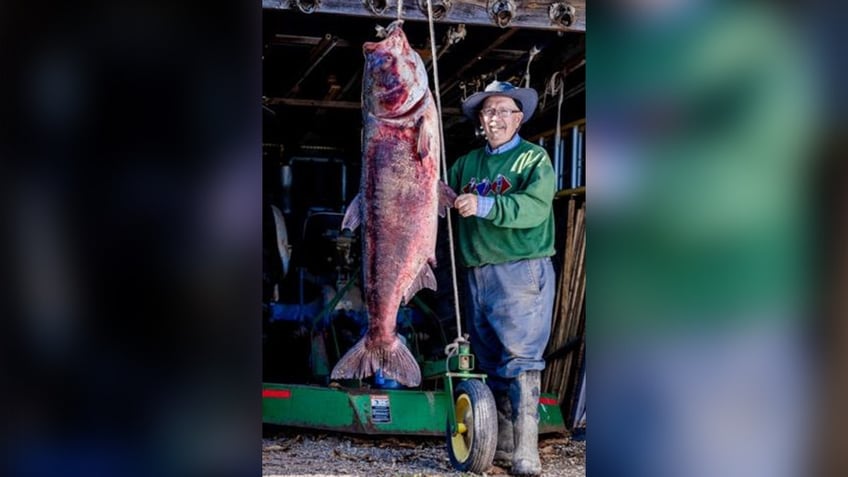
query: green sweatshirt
448 139 556 267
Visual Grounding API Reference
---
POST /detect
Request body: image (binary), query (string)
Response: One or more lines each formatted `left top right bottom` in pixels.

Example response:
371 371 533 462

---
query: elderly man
447 81 556 476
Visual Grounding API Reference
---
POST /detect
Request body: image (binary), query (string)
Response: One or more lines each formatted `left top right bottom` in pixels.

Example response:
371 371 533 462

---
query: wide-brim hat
461 81 539 124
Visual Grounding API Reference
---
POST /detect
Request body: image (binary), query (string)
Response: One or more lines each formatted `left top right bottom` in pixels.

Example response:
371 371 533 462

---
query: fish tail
330 336 422 387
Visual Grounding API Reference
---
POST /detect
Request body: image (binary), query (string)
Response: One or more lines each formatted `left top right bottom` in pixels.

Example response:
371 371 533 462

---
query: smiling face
479 95 524 149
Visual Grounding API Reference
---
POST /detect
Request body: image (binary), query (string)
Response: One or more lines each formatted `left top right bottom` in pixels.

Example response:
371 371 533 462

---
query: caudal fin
330 336 422 387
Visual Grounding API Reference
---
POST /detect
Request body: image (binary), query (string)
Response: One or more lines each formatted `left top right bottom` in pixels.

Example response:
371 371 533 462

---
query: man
448 81 556 476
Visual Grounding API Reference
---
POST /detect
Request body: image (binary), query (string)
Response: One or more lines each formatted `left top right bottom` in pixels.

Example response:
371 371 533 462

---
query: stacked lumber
542 194 586 417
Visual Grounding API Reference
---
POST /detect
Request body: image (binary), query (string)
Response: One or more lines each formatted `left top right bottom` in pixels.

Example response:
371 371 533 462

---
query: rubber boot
510 371 541 476
493 388 514 464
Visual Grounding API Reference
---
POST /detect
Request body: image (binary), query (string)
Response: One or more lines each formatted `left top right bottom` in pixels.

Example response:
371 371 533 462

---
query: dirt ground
262 426 586 477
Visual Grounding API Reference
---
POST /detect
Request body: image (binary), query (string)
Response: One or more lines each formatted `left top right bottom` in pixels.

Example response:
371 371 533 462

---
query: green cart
263 340 565 473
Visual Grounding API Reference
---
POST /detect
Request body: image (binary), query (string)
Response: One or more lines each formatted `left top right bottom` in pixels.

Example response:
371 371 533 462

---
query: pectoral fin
438 181 457 218
341 193 362 231
416 112 439 163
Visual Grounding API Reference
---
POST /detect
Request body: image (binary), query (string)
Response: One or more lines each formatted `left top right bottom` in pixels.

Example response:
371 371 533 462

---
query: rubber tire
446 379 498 473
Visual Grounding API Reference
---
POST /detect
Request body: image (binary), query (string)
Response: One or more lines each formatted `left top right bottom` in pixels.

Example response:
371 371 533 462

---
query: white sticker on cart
370 395 391 424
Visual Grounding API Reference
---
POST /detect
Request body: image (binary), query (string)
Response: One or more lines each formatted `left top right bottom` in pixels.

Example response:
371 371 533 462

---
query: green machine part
264 339 565 436
262 382 565 436
263 383 451 435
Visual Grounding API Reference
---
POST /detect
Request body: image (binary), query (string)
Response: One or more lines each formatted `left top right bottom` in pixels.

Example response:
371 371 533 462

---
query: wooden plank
543 196 576 394
554 186 585 198
265 97 462 115
263 0 586 33
528 118 585 142
542 196 586 404
558 202 585 403
270 33 352 48
266 97 362 109
486 49 529 60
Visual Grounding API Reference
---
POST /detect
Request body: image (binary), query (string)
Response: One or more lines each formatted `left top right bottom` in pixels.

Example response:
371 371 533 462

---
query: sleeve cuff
475 195 494 218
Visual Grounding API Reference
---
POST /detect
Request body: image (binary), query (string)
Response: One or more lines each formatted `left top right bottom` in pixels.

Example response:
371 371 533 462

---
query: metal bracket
549 2 576 27
363 0 388 15
490 0 516 28
418 0 452 20
290 0 321 14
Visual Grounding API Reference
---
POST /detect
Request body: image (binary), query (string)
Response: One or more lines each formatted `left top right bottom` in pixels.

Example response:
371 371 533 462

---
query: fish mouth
372 85 426 118
375 84 404 99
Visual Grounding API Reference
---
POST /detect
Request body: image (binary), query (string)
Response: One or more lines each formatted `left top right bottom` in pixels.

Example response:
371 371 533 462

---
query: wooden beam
266 97 362 109
486 49 528 60
286 36 341 97
265 97 462 115
440 27 519 96
554 186 585 198
263 0 586 33
339 68 363 100
527 117 585 141
270 33 352 48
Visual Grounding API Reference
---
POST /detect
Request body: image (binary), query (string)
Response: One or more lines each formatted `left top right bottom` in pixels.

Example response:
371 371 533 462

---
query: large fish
330 21 450 387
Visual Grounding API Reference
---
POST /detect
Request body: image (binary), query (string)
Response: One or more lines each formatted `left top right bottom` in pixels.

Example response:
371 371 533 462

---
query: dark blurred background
1 1 261 476
587 1 848 477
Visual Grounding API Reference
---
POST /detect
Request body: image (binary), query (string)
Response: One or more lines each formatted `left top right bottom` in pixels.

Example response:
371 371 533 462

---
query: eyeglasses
480 108 521 119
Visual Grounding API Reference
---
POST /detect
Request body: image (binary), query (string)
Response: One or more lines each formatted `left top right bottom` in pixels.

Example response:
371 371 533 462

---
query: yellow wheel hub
450 393 473 462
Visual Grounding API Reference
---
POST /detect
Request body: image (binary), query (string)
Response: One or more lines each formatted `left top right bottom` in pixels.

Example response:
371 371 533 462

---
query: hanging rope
522 46 541 88
426 23 465 73
397 0 403 20
423 0 465 346
545 72 565 189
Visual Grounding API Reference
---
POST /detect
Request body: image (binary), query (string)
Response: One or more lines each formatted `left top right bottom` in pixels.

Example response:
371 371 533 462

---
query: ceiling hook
549 2 576 27
290 0 321 14
445 23 466 45
363 0 388 15
490 0 516 28
418 0 452 20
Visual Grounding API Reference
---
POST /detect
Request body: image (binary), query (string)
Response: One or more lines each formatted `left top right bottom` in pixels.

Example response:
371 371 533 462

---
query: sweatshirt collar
485 134 521 155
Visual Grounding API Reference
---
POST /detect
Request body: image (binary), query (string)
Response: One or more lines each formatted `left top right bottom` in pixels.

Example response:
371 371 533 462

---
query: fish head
362 21 428 118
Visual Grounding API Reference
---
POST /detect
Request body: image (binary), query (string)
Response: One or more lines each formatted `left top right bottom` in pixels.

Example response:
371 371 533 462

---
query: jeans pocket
523 259 541 292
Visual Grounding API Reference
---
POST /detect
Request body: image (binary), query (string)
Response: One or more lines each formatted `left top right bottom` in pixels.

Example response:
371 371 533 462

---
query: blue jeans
465 257 555 391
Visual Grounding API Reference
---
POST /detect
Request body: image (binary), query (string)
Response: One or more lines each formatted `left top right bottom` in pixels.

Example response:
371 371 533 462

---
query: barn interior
262 1 586 428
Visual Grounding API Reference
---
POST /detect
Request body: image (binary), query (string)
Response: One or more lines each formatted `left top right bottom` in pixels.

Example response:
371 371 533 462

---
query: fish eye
380 56 395 70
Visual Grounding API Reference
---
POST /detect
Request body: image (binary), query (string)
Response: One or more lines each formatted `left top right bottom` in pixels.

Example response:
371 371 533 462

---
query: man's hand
454 193 478 218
